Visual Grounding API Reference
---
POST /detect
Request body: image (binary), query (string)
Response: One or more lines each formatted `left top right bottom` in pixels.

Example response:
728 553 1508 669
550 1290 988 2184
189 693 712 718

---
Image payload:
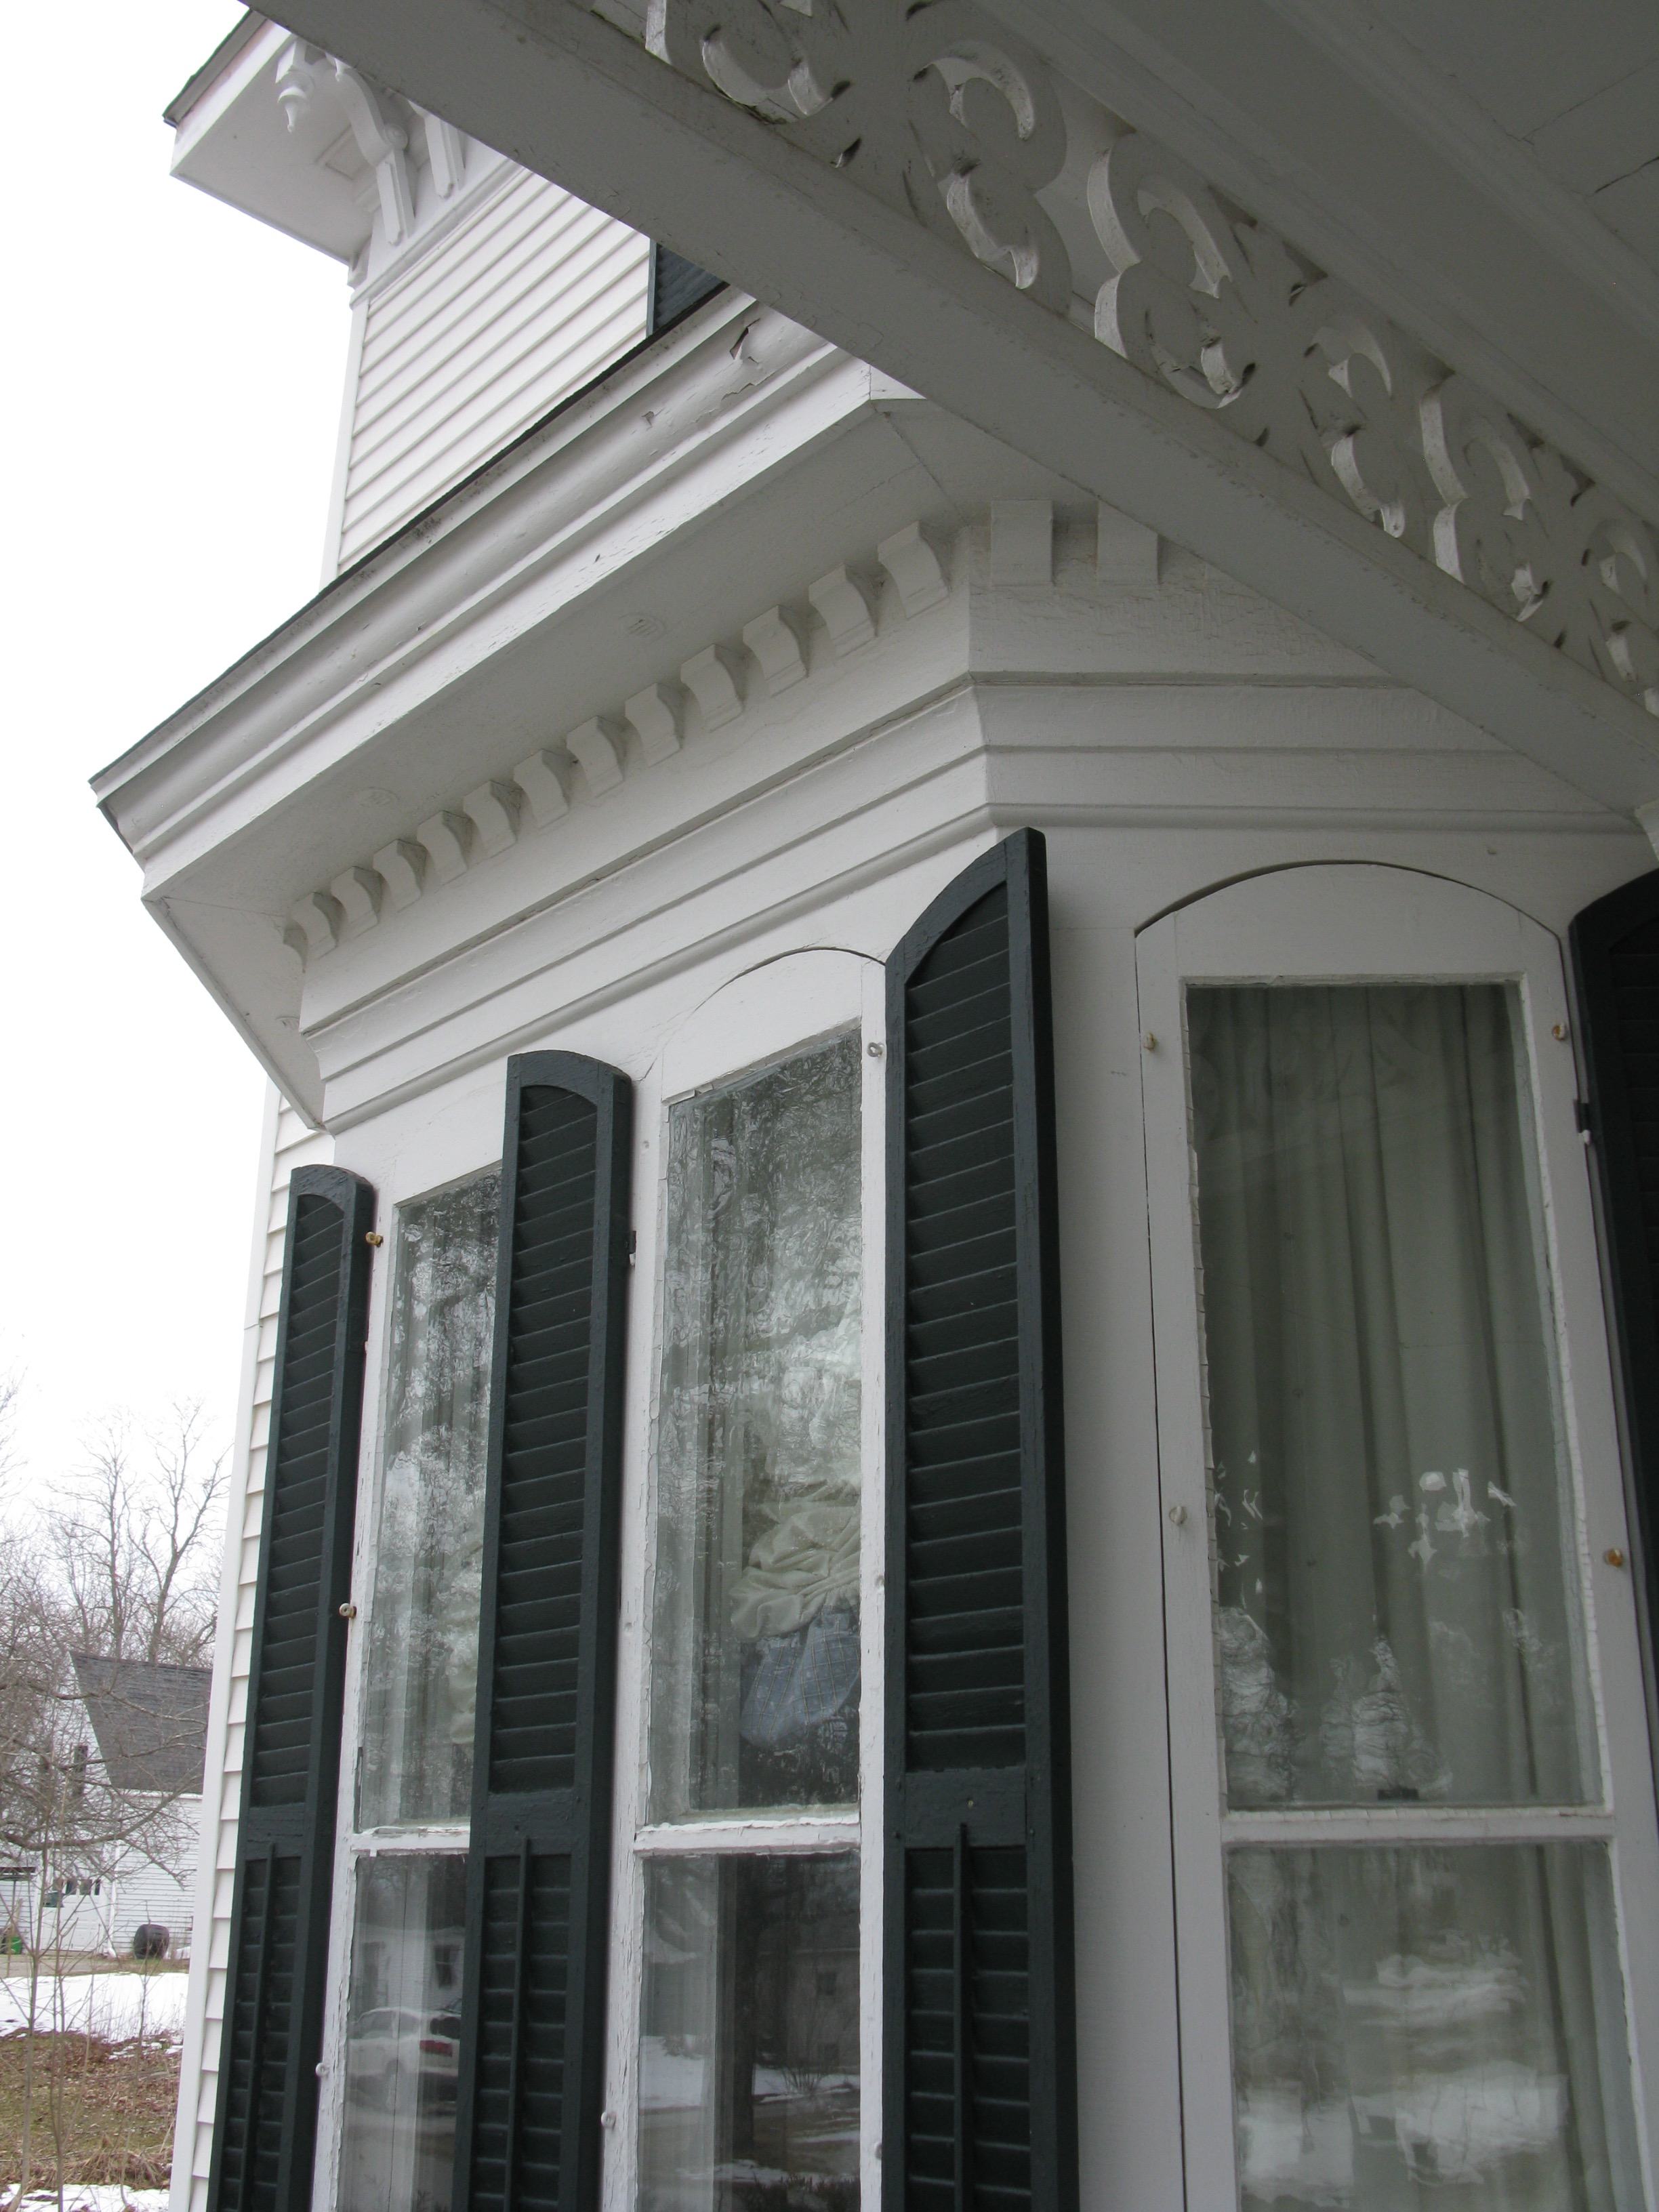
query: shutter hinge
628 1229 638 1268
1575 1099 1594 1143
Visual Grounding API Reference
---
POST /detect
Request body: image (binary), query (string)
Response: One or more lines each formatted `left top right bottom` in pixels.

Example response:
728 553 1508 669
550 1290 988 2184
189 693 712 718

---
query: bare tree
1 1402 226 2208
49 1401 226 1669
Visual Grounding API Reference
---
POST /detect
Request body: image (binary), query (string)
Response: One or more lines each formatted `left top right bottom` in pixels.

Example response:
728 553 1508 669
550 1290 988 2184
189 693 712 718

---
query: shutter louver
884 830 1077 2212
647 243 722 334
1572 867 1659 1697
453 1054 633 2212
208 1166 376 2212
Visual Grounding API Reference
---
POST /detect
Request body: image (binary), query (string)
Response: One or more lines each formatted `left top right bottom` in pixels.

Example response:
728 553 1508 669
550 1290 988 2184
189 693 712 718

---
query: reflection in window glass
1228 1845 1639 2210
359 1174 499 1828
340 1853 468 2212
1189 986 1591 1807
639 1853 860 2210
651 1037 862 1818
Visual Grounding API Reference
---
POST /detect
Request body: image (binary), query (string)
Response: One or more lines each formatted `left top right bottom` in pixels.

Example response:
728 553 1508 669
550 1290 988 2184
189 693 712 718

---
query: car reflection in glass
346 2006 463 2108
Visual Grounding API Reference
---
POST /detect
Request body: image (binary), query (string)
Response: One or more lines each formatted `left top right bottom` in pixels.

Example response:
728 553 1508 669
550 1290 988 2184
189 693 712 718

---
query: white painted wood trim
633 1818 859 1855
1221 1807 1619 1846
1136 862 1659 2209
312 1143 481 2212
321 292 369 583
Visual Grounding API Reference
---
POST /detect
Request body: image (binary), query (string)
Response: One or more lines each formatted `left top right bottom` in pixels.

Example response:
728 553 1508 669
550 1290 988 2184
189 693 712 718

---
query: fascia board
255 0 1659 819
108 317 862 901
94 298 827 867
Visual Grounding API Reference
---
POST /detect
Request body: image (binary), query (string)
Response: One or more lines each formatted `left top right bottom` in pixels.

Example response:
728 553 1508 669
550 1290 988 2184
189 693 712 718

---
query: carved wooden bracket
642 0 1658 726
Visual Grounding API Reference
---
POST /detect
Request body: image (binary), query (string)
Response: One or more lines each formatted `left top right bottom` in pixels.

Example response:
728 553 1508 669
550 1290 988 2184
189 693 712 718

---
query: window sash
1137 866 1659 2207
314 1153 502 2211
603 951 888 2211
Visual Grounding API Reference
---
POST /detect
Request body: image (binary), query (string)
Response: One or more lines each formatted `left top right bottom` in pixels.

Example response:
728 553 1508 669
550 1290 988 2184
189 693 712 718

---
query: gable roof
70 1656 212 1795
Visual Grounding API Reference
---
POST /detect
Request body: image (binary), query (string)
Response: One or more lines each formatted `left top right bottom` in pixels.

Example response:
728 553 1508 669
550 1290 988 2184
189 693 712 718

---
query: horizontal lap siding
336 172 651 570
171 1096 333 2212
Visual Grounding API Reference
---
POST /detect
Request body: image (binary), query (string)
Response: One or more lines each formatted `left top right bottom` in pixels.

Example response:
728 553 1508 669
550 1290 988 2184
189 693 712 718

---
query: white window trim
314 1153 500 2211
602 946 888 2209
1136 863 1659 2208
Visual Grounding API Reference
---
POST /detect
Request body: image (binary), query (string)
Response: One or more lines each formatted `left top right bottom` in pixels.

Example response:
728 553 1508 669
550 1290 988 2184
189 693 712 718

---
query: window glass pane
639 1853 860 2209
1189 986 1591 1807
359 1174 499 1828
1227 1843 1640 2210
650 1036 862 1818
340 1853 468 2212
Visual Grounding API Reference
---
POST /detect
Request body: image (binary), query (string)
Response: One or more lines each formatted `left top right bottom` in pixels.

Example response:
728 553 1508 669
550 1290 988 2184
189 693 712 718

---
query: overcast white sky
2 3 347 1500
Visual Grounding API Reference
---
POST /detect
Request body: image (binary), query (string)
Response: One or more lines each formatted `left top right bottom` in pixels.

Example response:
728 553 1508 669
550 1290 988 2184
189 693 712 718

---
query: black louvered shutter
453 1053 633 2212
208 1165 375 2212
884 828 1078 2212
1572 868 1659 1692
647 243 723 333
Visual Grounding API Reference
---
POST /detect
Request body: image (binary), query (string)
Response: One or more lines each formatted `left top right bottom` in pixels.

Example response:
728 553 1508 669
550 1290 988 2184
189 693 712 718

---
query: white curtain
1189 985 1639 2209
1189 984 1586 1809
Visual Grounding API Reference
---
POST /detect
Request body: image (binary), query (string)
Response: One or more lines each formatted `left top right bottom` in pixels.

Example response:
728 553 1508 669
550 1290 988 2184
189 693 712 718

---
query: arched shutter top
884 828 1077 2212
453 1051 632 2212
211 1162 375 2212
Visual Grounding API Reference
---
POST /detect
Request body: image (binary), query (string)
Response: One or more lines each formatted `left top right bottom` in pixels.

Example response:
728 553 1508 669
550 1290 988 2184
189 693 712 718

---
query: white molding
249 0 1659 800
276 509 945 970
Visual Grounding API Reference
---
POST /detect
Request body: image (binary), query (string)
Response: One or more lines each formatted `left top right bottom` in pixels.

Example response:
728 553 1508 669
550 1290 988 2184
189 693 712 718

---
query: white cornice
96 295 822 869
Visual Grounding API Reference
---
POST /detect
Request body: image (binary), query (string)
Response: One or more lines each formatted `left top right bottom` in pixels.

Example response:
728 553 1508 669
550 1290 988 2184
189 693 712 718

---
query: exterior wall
297 531 1652 2206
46 1826 199 1961
169 1087 333 2212
152 292 1659 2207
106 1831 200 1960
330 166 650 571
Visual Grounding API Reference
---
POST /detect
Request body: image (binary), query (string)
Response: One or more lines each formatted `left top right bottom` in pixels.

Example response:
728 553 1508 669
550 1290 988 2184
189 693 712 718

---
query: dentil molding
283 516 959 964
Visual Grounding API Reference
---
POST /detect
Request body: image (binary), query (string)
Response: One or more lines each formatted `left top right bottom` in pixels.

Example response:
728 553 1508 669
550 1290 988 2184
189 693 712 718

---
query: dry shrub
0 2029 179 2190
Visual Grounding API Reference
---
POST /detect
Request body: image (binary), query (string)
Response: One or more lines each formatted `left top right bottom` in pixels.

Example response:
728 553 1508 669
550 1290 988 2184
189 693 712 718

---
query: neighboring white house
20 1658 213 1964
97 7 1659 2212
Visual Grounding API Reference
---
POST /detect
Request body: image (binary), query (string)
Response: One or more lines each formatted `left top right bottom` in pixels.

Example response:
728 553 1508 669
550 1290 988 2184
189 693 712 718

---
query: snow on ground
0 1969 186 2043
5 2190 167 2212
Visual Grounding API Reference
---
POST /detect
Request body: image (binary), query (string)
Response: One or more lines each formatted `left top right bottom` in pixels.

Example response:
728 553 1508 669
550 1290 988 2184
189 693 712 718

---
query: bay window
1141 866 1659 2209
336 1172 499 2212
612 951 886 2211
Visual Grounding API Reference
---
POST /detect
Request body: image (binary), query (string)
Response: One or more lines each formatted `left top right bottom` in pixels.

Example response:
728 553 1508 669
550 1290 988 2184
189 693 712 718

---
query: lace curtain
1190 985 1639 2209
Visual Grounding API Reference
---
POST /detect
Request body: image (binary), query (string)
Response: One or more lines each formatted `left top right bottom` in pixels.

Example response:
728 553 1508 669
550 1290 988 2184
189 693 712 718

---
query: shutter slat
886 832 1078 2212
453 1054 631 2212
209 1168 375 2212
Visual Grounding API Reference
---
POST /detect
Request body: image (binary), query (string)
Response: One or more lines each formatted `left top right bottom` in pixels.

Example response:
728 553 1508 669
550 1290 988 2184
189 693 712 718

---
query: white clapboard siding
169 1088 333 2212
335 168 651 569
